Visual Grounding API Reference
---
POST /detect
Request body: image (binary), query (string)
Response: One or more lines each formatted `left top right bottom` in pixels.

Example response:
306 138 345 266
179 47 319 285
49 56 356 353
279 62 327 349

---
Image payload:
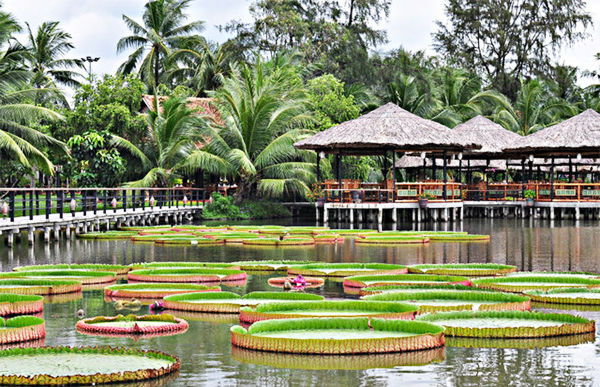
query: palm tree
117 0 204 88
471 79 576 135
0 12 67 174
120 96 228 187
205 55 315 200
166 40 231 96
22 21 83 92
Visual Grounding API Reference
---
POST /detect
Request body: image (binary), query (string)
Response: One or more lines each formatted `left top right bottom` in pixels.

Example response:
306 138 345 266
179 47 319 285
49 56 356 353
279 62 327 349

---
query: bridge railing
0 187 206 223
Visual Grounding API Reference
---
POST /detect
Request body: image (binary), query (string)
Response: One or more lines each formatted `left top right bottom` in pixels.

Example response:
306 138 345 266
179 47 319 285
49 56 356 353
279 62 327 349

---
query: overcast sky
4 0 600 86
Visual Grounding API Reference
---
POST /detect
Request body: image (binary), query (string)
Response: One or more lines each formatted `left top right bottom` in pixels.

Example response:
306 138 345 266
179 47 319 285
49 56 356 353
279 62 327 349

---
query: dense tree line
0 0 599 200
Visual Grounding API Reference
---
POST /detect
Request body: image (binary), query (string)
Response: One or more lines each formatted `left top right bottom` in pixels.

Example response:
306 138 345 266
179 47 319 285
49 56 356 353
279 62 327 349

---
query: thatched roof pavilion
503 109 600 157
395 155 505 170
453 115 522 159
294 102 480 154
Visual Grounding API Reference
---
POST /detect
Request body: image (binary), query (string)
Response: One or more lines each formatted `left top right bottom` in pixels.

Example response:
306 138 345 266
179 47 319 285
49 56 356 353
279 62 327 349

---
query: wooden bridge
0 188 205 246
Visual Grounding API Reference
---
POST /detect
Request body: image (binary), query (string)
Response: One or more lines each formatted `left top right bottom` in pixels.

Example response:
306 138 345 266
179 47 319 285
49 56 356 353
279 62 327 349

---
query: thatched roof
453 115 522 158
503 109 600 156
294 102 480 154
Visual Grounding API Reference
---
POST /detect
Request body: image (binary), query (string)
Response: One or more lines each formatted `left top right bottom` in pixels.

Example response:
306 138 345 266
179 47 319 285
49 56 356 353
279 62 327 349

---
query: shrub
202 193 291 220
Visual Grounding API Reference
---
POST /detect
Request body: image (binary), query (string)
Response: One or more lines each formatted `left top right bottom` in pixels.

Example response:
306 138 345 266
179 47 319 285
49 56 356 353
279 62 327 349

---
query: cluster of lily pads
77 225 490 246
0 247 599 379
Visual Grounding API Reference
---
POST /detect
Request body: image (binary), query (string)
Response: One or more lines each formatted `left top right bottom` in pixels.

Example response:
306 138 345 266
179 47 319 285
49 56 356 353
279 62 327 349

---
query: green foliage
524 189 536 199
434 0 592 99
117 0 205 88
307 74 360 130
55 74 146 142
202 193 291 220
67 130 126 187
204 54 315 200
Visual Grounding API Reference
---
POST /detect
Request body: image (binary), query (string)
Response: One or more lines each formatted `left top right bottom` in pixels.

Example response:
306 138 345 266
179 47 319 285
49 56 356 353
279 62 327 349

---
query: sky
3 0 600 86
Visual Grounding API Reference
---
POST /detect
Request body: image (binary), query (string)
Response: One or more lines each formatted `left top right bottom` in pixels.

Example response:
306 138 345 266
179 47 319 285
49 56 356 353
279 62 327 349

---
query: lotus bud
69 199 77 212
149 196 155 207
111 198 117 209
183 195 188 205
1 202 7 217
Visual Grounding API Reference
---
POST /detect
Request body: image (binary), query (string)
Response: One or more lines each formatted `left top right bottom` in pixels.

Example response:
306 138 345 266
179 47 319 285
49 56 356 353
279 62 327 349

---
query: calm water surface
1 218 600 386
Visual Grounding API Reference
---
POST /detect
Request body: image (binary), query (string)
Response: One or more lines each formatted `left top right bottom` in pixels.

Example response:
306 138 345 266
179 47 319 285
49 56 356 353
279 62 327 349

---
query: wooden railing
0 187 206 223
322 181 462 203
465 182 600 202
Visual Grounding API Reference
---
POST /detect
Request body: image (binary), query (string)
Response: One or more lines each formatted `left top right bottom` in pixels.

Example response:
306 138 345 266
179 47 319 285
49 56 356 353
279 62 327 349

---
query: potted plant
524 189 536 207
418 192 436 209
308 182 326 207
351 190 362 203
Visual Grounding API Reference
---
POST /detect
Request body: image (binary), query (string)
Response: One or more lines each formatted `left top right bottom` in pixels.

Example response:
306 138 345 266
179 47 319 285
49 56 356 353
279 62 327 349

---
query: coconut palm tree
117 0 204 88
166 40 231 96
22 21 83 91
0 13 67 174
205 55 315 200
120 96 228 187
471 79 577 135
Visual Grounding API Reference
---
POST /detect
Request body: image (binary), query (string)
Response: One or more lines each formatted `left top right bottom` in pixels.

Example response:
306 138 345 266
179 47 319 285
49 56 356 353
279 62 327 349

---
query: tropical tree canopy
0 10 68 175
117 0 205 88
202 54 316 200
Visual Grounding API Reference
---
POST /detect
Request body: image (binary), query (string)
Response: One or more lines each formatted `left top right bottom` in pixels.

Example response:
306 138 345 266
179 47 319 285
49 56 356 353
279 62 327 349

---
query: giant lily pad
129 262 239 270
239 300 418 324
472 276 600 292
104 283 220 299
0 270 116 285
288 263 408 278
426 234 490 242
524 288 600 305
127 268 246 283
163 291 324 314
230 317 445 354
13 264 130 275
343 274 471 289
359 284 484 296
76 314 188 337
231 346 445 370
0 279 81 295
408 264 516 276
0 346 179 385
362 289 530 314
232 260 315 272
0 316 45 344
506 271 600 279
418 310 595 338
0 294 44 316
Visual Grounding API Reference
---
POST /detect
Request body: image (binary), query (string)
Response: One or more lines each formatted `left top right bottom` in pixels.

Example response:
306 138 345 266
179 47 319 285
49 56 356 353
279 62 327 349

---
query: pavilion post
337 153 342 192
521 158 525 198
422 157 426 181
392 151 397 202
537 165 541 181
568 157 573 183
528 160 533 182
315 153 321 183
485 159 490 200
432 158 437 180
458 158 463 184
442 151 447 201
550 157 555 201
467 159 471 183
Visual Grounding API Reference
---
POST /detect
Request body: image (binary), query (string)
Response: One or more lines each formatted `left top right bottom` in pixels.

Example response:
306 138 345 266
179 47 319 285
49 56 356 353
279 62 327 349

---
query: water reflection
1 218 600 386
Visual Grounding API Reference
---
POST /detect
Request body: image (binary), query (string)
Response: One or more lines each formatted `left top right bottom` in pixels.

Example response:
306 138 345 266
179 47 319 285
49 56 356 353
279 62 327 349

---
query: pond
0 217 599 386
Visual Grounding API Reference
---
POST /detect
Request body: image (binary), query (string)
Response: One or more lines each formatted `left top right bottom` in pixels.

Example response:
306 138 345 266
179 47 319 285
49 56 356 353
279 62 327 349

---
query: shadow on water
0 218 600 386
